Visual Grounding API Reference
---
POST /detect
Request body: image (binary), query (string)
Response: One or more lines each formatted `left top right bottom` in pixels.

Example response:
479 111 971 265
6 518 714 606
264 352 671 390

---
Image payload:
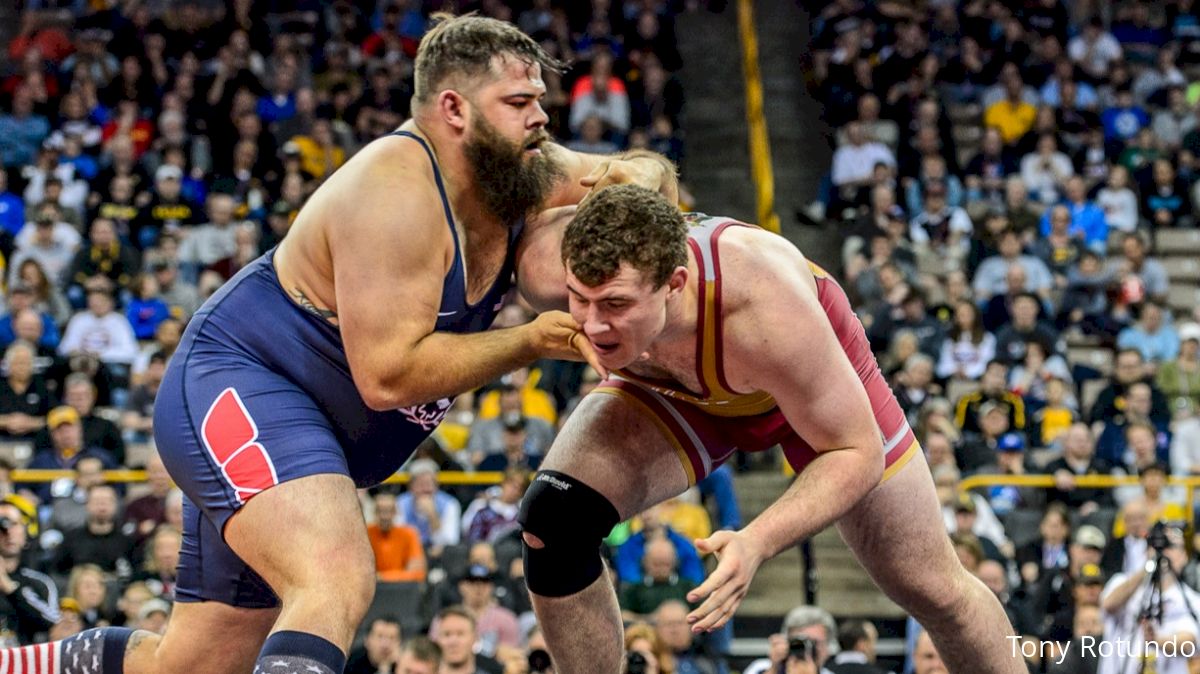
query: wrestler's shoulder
714 224 815 304
302 134 443 227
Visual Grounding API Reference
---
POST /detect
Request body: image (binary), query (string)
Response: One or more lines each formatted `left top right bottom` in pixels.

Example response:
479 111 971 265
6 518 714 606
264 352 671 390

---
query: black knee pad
518 470 620 597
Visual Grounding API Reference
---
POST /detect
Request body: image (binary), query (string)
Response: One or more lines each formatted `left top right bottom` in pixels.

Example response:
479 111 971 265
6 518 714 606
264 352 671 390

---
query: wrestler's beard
464 115 564 227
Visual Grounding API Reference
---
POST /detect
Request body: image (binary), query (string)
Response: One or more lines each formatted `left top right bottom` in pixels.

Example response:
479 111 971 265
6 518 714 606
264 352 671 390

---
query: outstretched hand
685 530 767 633
529 310 608 379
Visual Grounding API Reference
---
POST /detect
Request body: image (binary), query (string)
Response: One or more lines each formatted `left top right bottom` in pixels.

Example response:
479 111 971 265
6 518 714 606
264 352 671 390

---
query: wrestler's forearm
370 326 541 409
741 447 882 560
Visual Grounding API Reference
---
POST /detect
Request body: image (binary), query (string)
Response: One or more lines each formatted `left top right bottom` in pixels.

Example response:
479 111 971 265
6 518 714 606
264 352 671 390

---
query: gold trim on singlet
616 215 778 418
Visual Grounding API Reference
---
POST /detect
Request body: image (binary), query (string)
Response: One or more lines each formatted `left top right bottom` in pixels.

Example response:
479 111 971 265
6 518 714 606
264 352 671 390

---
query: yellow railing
11 469 505 486
957 474 1200 526
736 0 780 234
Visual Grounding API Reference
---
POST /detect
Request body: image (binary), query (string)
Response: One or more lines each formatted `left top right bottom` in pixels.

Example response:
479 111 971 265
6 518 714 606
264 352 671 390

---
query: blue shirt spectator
1039 178 1110 251
1117 303 1180 363
0 184 23 237
0 90 50 169
616 522 704 585
1102 92 1151 142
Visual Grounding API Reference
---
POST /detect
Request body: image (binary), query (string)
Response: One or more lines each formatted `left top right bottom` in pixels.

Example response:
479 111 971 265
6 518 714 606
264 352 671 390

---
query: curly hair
562 185 688 288
413 13 565 105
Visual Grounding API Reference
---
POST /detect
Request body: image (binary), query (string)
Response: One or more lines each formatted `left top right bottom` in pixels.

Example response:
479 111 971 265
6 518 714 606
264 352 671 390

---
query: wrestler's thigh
834 450 963 600
540 390 692 520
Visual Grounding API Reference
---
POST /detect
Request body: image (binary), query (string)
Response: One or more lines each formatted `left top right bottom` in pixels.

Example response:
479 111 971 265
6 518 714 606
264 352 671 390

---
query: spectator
66 218 138 309
1099 525 1198 674
947 492 1008 562
150 260 201 321
1016 504 1071 588
46 454 106 533
893 353 940 424
744 605 836 674
65 564 111 629
57 287 140 376
178 192 241 282
1101 88 1150 144
624 622 668 674
0 87 50 169
1102 499 1151 578
620 537 696 619
1031 206 1084 282
35 373 125 464
367 491 426 583
832 122 896 193
114 581 153 630
568 50 630 138
346 616 402 674
1118 301 1180 364
973 232 1054 304
452 564 519 654
1104 230 1171 304
289 117 347 182
11 202 80 288
14 258 70 330
956 404 1019 476
994 293 1063 367
121 350 164 445
904 155 963 215
1046 423 1115 513
462 468 527 545
431 606 503 674
1002 177 1043 240
1157 322 1200 415
26 406 115 502
1019 134 1074 204
469 384 556 466
1152 86 1195 150
396 459 461 556
954 361 1026 434
396 637 441 674
1046 604 1102 674
935 300 996 381
1141 158 1193 229
124 453 172 543
615 504 704 585
133 165 200 250
1068 18 1123 81
826 619 887 674
1031 525 1106 639
908 182 972 269
476 368 557 426
125 274 171 342
1040 176 1109 253
0 495 57 645
963 128 1014 205
984 72 1038 146
975 559 1037 639
565 115 619 155
0 341 52 441
54 483 135 577
1090 349 1172 429
130 524 180 601
653 600 728 674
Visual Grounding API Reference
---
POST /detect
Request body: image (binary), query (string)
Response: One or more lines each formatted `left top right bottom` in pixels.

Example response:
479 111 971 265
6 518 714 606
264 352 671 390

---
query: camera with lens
0 516 14 533
787 635 815 661
625 650 648 674
1148 521 1171 552
528 648 552 673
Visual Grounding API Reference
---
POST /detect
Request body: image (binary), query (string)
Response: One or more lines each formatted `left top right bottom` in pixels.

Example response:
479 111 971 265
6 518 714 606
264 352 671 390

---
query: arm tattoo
126 629 154 656
291 288 338 320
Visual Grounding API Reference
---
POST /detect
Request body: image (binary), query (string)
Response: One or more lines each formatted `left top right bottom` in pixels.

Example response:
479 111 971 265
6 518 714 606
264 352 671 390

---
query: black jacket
0 565 59 644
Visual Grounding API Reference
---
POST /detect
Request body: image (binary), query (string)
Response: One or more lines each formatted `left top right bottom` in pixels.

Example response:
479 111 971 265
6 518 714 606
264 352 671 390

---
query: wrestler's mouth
593 341 619 356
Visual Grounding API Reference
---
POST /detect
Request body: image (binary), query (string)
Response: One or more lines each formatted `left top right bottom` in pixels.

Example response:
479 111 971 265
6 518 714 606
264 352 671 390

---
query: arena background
2 0 1200 672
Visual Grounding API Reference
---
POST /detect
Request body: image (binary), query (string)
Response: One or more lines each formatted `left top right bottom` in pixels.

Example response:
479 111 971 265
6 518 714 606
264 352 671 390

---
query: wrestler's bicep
330 175 447 400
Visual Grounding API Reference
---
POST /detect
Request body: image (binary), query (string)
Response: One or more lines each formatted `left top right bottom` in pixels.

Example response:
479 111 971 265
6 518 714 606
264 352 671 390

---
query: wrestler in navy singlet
154 131 521 607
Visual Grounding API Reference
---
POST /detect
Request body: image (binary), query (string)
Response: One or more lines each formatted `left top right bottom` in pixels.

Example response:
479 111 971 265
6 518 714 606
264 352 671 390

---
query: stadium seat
1067 347 1114 378
1003 508 1048 550
1157 229 1200 255
1164 256 1200 283
358 581 426 643
1167 283 1200 316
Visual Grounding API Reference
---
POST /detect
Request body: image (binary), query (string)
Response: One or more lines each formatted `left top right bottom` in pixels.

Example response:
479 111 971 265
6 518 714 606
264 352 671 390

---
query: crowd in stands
0 1 754 673
810 0 1200 671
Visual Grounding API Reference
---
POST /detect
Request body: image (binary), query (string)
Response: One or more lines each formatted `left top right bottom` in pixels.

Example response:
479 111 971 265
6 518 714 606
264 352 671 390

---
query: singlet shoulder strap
686 214 743 400
392 130 459 247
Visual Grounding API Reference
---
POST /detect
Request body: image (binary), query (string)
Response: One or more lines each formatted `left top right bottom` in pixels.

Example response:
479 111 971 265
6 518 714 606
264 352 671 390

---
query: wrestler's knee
519 470 619 597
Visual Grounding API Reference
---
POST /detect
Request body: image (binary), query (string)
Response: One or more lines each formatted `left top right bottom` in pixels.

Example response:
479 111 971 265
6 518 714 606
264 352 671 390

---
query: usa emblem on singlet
398 397 453 431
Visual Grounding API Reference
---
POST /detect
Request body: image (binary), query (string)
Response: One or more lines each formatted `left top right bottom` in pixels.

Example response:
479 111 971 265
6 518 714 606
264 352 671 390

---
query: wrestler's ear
437 90 469 132
666 266 688 296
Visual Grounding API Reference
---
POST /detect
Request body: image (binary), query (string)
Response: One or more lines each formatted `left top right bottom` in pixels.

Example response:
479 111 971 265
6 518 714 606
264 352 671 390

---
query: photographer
744 606 837 674
1099 524 1200 674
0 495 58 645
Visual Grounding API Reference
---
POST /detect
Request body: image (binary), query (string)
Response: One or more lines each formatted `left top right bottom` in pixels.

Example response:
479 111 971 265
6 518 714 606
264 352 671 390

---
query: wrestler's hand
686 530 766 633
580 157 679 205
530 311 608 378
